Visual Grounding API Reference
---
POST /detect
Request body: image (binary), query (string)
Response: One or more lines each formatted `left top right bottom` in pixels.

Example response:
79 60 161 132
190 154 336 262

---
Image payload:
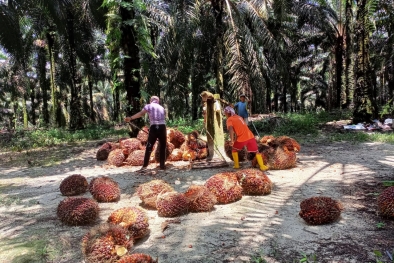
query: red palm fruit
154 142 174 162
156 191 189 217
96 142 118 161
120 138 143 156
108 207 149 239
224 140 247 161
82 223 133 263
182 149 197 161
118 253 158 263
299 196 343 225
59 174 89 196
137 127 149 145
125 150 145 166
57 197 99 226
135 180 174 209
180 141 187 151
234 169 272 195
259 135 277 146
196 147 208 160
252 147 296 170
184 185 217 212
276 136 301 152
108 149 125 167
171 129 186 148
89 176 121 202
204 172 243 204
169 148 183 161
377 186 394 218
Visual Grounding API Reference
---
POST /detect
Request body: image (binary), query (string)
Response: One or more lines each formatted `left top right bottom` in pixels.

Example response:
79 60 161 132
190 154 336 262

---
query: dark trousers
143 124 167 168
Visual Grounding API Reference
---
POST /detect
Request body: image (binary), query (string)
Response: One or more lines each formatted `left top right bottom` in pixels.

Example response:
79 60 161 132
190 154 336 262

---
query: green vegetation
4 111 394 152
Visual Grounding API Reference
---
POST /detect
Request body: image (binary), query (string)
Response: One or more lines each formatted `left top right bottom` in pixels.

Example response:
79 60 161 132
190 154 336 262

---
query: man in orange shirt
224 106 268 170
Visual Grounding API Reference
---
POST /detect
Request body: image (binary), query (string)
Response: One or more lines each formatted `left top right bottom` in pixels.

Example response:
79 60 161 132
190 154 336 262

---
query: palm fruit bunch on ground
96 142 119 161
299 196 343 225
224 140 248 161
108 207 150 239
168 148 183 161
117 253 158 263
377 186 394 218
154 142 175 162
181 130 209 161
234 168 273 195
136 127 149 145
82 223 133 263
184 185 217 212
251 135 300 170
107 148 126 167
135 179 174 209
156 191 189 217
89 176 121 202
57 197 99 226
59 174 89 196
167 128 186 148
205 172 243 204
125 149 145 166
120 138 143 156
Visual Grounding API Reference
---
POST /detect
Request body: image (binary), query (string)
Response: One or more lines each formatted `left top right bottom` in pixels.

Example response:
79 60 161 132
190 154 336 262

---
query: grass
3 111 394 152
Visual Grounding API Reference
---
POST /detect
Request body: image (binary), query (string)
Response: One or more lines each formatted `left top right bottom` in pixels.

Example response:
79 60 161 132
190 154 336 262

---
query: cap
239 94 246 98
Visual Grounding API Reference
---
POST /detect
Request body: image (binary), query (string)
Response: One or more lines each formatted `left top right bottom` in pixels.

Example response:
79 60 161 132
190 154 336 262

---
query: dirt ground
1 134 394 263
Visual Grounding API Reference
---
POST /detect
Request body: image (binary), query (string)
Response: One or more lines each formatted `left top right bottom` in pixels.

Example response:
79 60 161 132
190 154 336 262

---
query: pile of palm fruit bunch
133 169 272 218
96 127 209 166
250 135 301 170
57 174 157 262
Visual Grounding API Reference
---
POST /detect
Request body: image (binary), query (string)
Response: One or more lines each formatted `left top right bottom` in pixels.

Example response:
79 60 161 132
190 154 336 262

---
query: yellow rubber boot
256 153 268 171
232 152 240 169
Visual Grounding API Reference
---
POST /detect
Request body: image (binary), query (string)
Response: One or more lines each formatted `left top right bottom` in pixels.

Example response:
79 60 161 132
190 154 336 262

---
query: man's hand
229 141 234 146
124 117 132 122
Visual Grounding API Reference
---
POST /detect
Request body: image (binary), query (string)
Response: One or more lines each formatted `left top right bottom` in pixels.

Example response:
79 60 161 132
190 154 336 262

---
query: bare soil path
0 139 393 263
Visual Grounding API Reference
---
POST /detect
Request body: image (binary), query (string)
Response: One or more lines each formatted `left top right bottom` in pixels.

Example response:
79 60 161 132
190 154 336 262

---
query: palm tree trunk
335 35 344 108
343 0 353 109
46 31 61 127
120 6 141 124
66 8 84 130
22 95 28 129
38 46 50 126
353 0 377 123
29 80 36 125
88 74 95 122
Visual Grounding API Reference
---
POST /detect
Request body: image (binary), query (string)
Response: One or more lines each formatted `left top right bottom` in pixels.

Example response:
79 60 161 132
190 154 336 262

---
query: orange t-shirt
226 115 254 142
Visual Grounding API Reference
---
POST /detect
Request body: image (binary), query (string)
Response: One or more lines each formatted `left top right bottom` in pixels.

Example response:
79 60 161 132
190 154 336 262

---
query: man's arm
124 109 148 122
228 126 235 146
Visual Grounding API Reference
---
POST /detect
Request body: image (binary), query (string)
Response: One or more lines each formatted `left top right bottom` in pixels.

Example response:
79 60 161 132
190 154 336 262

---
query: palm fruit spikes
96 142 118 161
154 142 175 162
184 185 217 212
156 191 189 217
81 223 133 263
57 197 99 226
120 138 143 156
234 168 272 195
108 207 150 239
167 128 186 148
59 174 89 196
125 149 145 166
299 196 343 225
89 176 121 202
117 253 158 263
107 149 125 167
135 179 175 209
137 126 149 144
169 148 183 161
224 140 248 161
205 172 243 204
377 186 394 218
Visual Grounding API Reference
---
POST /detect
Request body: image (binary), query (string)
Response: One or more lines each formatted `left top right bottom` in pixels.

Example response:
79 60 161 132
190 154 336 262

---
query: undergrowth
3 111 394 152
